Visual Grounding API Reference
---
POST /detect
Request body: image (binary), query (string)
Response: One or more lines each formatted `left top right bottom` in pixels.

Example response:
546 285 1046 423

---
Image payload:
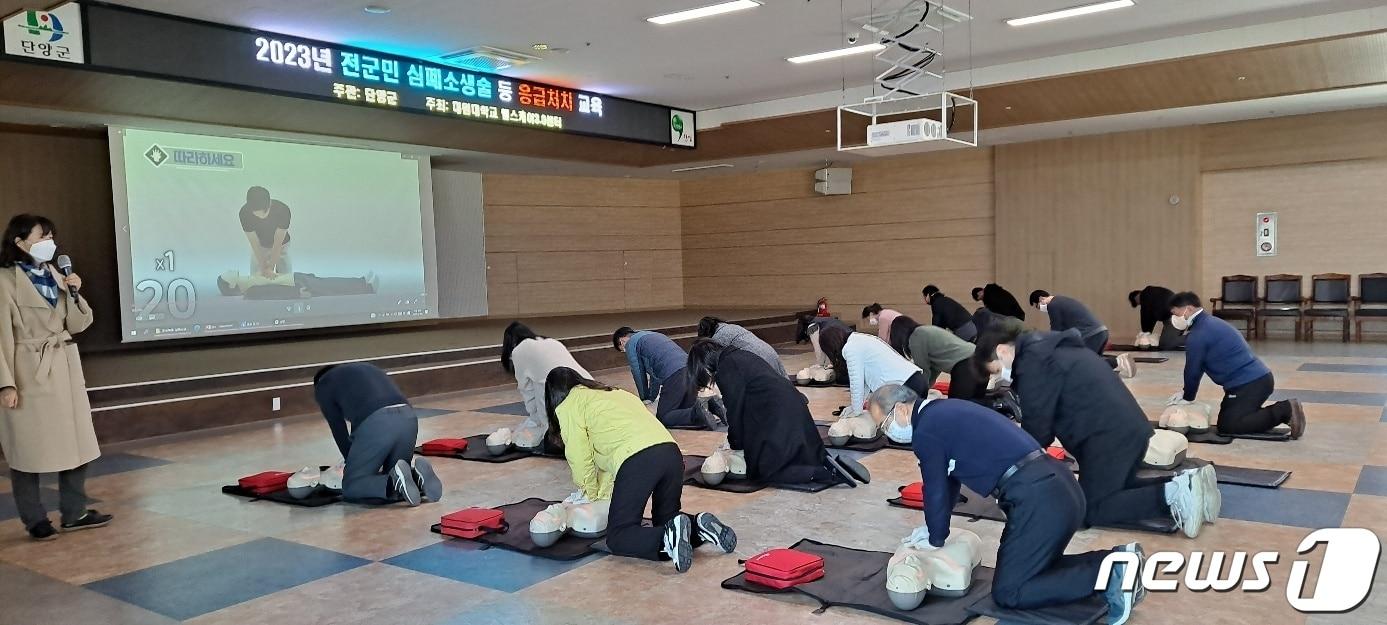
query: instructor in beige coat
0 215 112 541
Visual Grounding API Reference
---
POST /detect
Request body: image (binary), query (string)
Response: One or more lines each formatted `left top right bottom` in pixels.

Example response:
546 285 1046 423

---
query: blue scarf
19 262 58 307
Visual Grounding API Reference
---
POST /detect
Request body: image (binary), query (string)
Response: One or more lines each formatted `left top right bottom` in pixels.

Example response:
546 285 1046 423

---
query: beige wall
482 174 683 317
995 128 1202 337
1201 159 1387 297
680 149 995 323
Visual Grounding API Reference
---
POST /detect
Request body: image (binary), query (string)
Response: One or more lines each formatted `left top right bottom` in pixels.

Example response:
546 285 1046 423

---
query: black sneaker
28 520 58 541
391 459 421 506
662 515 693 573
60 510 112 532
694 512 737 554
412 457 443 503
832 454 872 484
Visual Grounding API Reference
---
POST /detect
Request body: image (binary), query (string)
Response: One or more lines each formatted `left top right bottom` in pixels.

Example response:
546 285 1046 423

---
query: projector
867 117 947 148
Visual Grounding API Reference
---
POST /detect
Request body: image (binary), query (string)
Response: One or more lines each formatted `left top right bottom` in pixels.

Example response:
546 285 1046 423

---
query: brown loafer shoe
1287 399 1306 439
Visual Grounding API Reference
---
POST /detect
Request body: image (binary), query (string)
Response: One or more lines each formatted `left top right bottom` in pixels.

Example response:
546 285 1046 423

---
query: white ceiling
107 0 1386 111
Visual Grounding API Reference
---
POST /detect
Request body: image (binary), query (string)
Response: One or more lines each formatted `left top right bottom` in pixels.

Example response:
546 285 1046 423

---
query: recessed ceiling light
532 43 550 51
787 43 886 64
1237 76 1247 81
671 163 734 172
363 5 391 15
1005 106 1013 110
648 0 761 25
1006 0 1134 27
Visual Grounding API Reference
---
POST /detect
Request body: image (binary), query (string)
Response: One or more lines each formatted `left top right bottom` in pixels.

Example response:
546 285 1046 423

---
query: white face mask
1038 303 1048 313
1170 314 1190 331
27 239 56 263
999 367 1013 383
883 412 913 444
868 317 879 326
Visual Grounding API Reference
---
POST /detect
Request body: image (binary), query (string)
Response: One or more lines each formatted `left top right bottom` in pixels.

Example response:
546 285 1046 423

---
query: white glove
563 491 592 506
902 526 938 550
1166 391 1188 406
643 399 655 407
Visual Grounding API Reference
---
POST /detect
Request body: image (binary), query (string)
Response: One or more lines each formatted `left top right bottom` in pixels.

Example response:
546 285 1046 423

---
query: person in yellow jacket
544 367 737 572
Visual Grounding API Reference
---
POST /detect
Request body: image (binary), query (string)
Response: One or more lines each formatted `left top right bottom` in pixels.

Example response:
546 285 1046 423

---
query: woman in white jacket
501 322 592 442
816 326 924 420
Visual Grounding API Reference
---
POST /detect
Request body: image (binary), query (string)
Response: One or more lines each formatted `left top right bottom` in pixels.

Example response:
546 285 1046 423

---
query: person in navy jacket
1168 292 1306 438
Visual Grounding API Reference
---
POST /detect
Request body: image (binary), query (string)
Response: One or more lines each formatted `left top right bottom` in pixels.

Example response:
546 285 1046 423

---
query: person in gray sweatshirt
696 317 787 377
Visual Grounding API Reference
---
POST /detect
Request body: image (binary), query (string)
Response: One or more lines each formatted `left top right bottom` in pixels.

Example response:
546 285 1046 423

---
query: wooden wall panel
995 128 1201 337
1201 107 1387 172
1201 159 1387 297
680 149 995 322
483 174 683 316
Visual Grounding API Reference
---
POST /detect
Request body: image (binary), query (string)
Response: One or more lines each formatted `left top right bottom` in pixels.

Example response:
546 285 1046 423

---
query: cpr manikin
1134 332 1159 348
699 445 747 484
486 428 513 456
887 528 985 609
1143 430 1188 470
795 364 835 385
826 415 877 446
287 466 322 500
1159 401 1212 434
513 426 544 452
529 495 611 547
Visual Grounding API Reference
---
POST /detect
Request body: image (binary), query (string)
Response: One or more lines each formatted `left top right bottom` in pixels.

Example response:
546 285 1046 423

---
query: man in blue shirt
313 363 442 506
1168 293 1306 437
612 327 718 429
881 393 1144 624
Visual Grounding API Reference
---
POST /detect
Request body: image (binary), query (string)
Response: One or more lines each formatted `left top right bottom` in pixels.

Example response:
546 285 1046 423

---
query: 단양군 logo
19 9 66 42
4 3 84 63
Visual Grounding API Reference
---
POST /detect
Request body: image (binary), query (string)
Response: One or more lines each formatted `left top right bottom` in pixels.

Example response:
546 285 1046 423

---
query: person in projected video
216 270 379 299
240 186 292 278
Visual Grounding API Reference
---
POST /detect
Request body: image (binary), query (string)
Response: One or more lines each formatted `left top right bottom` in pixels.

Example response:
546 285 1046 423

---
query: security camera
847 31 860 44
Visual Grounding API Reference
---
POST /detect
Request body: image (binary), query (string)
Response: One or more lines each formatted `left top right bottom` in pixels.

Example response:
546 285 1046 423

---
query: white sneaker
1115 353 1137 379
1164 473 1204 538
391 459 421 506
662 515 693 573
1188 465 1220 525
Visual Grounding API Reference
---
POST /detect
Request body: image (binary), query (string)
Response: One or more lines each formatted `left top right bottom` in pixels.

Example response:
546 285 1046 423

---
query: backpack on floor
439 508 508 539
744 548 826 589
237 471 293 495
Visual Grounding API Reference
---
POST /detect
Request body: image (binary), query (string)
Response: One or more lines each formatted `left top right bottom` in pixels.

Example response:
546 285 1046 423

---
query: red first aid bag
744 548 825 589
900 482 924 507
421 438 469 453
439 508 507 539
237 471 292 495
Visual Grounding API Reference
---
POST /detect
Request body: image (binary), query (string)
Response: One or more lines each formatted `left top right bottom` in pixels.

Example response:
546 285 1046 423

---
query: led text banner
65 2 694 147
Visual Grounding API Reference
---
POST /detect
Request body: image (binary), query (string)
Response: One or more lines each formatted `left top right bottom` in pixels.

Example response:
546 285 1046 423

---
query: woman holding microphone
0 215 111 541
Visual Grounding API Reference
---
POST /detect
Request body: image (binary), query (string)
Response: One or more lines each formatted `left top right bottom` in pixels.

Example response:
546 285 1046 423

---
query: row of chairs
1211 273 1387 342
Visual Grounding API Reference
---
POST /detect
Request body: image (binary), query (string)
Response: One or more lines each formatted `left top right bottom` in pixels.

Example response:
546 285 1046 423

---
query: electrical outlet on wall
272 397 281 411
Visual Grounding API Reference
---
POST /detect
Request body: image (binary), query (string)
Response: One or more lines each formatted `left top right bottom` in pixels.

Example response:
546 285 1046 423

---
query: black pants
1083 330 1120 369
903 371 930 397
1218 373 1291 435
655 369 706 428
9 464 89 530
1157 322 1186 350
341 405 418 504
607 443 695 560
993 457 1113 610
1071 435 1170 527
953 321 979 343
947 358 988 401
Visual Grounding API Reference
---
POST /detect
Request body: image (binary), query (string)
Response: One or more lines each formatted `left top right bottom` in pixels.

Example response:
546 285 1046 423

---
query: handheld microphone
55 255 78 302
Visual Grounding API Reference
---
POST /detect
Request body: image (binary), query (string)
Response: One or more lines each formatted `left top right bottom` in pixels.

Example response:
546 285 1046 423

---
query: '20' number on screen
136 279 197 320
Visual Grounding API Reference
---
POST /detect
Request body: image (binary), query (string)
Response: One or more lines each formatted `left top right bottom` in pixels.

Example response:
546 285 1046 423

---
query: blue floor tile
384 538 603 592
84 538 368 620
1218 485 1350 529
1354 466 1387 497
413 407 455 419
1298 363 1387 375
1268 389 1387 406
82 453 172 478
475 402 531 417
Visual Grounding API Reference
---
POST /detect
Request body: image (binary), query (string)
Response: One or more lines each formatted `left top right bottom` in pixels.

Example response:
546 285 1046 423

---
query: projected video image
111 128 436 341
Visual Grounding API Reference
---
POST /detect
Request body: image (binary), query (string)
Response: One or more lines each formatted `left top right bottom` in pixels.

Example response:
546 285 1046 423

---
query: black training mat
221 485 341 507
667 423 715 431
681 455 835 493
1134 357 1169 363
1107 344 1183 352
1227 428 1292 442
1136 459 1289 488
967 593 1107 625
414 435 560 463
816 424 888 452
430 498 605 561
721 539 993 625
951 489 1007 523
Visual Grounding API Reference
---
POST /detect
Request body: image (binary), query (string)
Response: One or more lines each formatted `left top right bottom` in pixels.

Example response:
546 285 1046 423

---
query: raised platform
84 308 800 445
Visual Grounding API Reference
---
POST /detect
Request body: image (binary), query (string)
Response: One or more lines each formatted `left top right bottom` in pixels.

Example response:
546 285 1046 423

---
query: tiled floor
0 340 1383 624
